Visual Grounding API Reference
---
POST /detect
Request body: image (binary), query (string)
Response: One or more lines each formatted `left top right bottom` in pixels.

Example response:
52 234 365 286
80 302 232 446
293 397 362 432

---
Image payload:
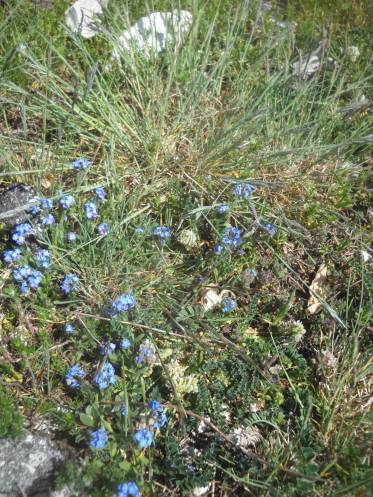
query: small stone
0 184 38 228
292 54 320 78
65 0 109 39
112 10 192 60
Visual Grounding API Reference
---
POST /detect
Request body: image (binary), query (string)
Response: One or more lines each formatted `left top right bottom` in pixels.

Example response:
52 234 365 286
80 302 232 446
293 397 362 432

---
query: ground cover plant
0 0 372 496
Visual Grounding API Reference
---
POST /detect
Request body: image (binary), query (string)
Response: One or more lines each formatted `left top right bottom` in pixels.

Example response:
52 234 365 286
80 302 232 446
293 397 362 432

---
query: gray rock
0 432 79 497
0 184 38 228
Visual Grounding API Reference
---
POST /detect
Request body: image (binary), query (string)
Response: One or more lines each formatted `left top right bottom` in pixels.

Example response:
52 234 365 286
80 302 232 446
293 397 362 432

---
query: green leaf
79 413 95 427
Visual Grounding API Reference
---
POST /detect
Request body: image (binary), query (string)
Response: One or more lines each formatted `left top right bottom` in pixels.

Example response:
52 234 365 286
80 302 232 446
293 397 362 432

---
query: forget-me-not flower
72 158 92 171
90 428 107 449
116 482 140 497
95 361 116 390
134 429 153 449
65 364 86 388
61 273 80 294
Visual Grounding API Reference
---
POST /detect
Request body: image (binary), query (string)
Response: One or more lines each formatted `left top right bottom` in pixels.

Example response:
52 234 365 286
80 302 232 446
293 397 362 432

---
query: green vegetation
0 0 372 496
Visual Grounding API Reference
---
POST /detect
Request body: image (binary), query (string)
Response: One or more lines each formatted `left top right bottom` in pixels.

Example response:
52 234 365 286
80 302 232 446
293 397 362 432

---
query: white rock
191 484 211 497
292 54 320 77
65 0 108 39
112 10 192 60
361 250 371 263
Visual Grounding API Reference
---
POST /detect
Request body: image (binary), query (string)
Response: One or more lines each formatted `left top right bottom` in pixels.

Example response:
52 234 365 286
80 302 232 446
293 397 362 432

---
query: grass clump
0 385 23 439
0 0 372 496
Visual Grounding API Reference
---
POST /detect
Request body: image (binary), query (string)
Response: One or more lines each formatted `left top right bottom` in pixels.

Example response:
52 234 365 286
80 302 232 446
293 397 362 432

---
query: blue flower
148 400 167 429
222 297 237 313
134 227 145 235
134 429 153 449
42 214 55 226
221 226 241 248
120 403 127 417
262 223 277 236
12 265 42 293
29 204 41 216
116 482 140 497
152 226 171 239
153 411 167 430
13 264 32 281
90 428 107 449
2 249 22 264
95 361 116 390
148 400 161 411
84 201 98 220
111 293 136 316
35 249 51 269
60 195 75 210
27 269 42 289
135 342 155 367
232 183 254 199
99 342 116 356
67 231 77 242
97 223 108 236
72 158 92 171
42 198 53 209
11 223 32 245
61 273 80 294
119 337 131 350
65 364 86 388
64 323 74 334
214 244 224 255
95 187 105 201
216 204 229 214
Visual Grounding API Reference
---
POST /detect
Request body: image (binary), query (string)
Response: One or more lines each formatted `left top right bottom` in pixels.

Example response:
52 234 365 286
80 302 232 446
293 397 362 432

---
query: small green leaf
79 413 95 427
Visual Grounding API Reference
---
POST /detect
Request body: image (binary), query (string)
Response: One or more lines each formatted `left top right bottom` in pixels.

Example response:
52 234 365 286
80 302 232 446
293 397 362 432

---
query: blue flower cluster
72 157 92 171
61 273 80 294
222 297 237 313
11 223 32 245
95 361 116 390
95 187 105 201
60 194 75 210
232 182 254 198
119 337 131 350
90 428 107 449
148 400 167 430
111 293 136 316
117 482 140 497
99 342 116 356
13 265 42 295
134 428 153 449
84 201 98 220
35 249 51 269
65 364 86 388
2 248 21 264
97 223 108 236
42 214 55 225
152 226 171 240
216 204 229 214
214 226 242 254
136 342 154 367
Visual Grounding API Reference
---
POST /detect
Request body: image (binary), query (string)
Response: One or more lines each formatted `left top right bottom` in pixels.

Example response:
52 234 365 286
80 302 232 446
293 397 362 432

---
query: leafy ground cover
0 1 372 496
